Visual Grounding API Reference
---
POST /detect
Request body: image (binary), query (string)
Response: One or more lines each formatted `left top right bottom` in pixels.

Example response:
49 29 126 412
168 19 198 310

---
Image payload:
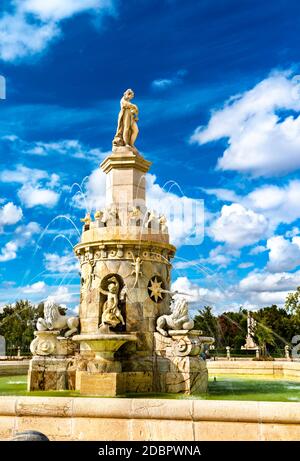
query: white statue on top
113 89 139 148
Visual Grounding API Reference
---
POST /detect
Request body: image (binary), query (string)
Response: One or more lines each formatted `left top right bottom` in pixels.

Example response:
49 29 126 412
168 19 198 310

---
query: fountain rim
72 333 138 342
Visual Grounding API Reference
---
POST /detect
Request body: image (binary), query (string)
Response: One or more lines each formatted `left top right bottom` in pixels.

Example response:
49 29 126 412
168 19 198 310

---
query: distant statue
113 89 139 148
36 300 79 337
99 276 125 330
156 298 194 337
241 311 257 350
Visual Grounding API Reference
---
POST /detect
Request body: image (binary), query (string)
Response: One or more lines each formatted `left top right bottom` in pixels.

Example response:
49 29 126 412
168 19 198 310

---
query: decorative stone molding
30 331 77 357
30 331 60 356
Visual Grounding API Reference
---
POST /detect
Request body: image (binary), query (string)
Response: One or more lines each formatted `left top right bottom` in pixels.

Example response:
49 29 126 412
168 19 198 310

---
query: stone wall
1 396 300 441
0 360 30 376
207 360 300 378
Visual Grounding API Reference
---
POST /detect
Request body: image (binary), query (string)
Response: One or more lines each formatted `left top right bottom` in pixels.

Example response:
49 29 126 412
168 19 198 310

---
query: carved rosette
170 335 201 357
154 330 214 358
30 331 60 356
30 331 78 357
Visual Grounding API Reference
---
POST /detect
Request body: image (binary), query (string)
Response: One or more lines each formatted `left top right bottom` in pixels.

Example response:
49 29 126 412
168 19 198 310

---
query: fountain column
73 144 176 395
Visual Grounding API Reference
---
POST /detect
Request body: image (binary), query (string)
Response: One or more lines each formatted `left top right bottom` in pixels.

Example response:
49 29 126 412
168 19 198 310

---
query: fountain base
72 333 137 396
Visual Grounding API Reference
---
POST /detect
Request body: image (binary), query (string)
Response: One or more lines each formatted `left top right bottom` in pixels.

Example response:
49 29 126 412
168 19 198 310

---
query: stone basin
73 333 138 378
72 333 137 362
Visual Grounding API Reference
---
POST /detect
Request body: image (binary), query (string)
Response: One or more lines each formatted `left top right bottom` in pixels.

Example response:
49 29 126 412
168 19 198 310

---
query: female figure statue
113 89 139 148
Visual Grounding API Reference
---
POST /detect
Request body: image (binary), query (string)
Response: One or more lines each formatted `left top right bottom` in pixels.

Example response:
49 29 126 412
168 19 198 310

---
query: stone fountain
28 88 214 396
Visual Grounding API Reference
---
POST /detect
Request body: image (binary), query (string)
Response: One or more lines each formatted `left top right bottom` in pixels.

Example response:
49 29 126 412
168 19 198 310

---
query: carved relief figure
159 214 168 233
80 212 91 230
101 205 119 226
145 210 157 228
113 89 139 147
156 298 194 337
36 300 79 337
128 206 142 225
99 276 125 329
131 255 143 288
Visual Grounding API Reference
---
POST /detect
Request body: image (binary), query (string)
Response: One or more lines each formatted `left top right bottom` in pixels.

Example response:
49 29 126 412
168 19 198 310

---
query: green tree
194 306 219 344
254 305 294 351
252 317 276 357
0 300 37 353
0 299 66 354
285 287 300 331
217 309 247 349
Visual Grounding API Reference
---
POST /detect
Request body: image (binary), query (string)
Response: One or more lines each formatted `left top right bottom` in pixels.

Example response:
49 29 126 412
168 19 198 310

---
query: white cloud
239 269 300 293
266 235 300 272
0 165 47 184
18 183 59 208
44 252 79 274
72 167 106 211
15 221 41 240
205 179 300 237
238 262 254 269
244 180 300 227
19 0 113 21
0 0 116 62
171 269 300 312
174 245 239 270
0 241 18 262
23 138 107 163
171 276 226 308
210 203 269 248
249 245 268 255
206 245 239 267
23 281 46 294
0 12 59 62
204 188 239 202
151 79 173 90
46 285 76 304
0 221 41 263
0 164 60 208
191 71 300 177
0 202 23 231
236 269 300 307
285 227 300 238
151 70 187 91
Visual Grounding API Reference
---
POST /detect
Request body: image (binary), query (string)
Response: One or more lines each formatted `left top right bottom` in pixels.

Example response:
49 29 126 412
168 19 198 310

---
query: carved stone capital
30 331 60 356
30 331 78 357
154 330 214 358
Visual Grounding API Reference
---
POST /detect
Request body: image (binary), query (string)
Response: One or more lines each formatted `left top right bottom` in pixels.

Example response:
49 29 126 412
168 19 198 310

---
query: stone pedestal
28 331 78 391
153 330 213 394
28 356 75 391
77 371 125 396
101 146 151 207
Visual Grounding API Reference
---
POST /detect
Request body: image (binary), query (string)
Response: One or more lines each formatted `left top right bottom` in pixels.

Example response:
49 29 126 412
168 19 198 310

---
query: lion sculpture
156 298 194 337
36 300 79 337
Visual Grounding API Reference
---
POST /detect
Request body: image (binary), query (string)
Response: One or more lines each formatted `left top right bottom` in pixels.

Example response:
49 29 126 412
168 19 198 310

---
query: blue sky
1 0 300 314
